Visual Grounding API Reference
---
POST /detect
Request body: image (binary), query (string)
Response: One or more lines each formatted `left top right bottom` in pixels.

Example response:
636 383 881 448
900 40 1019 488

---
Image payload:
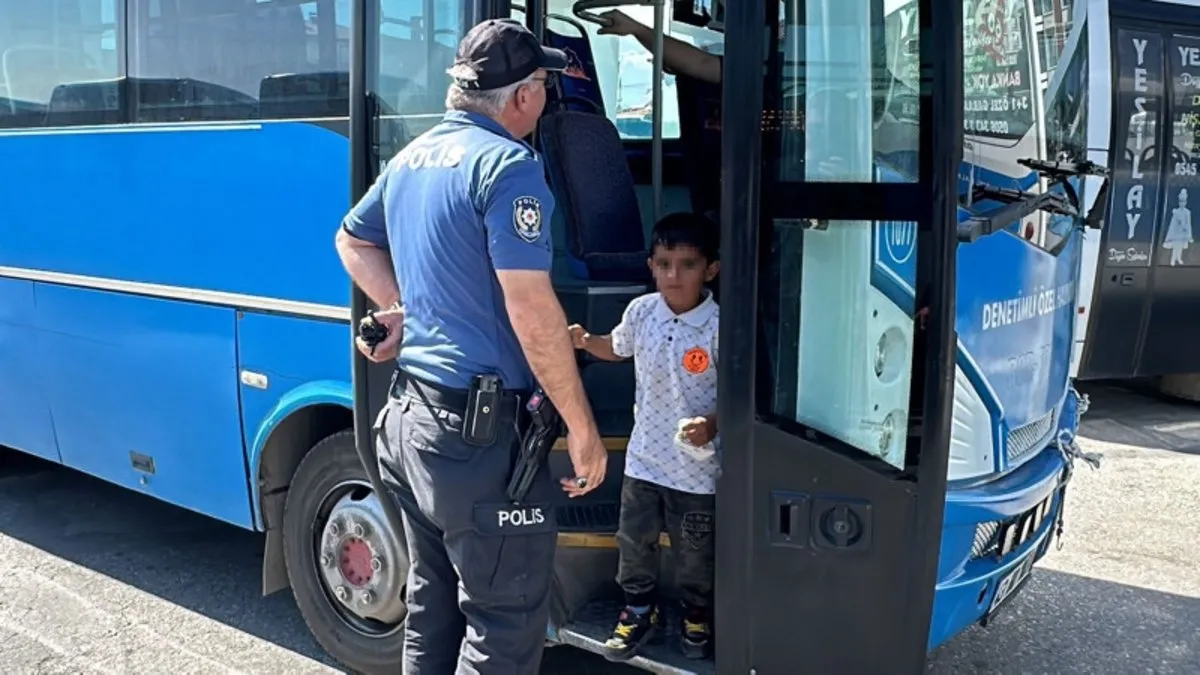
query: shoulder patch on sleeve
512 196 544 243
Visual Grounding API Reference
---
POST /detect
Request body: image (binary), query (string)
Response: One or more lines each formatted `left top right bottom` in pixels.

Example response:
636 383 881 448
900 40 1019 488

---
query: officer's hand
596 10 638 36
355 307 405 363
562 430 607 499
567 324 590 350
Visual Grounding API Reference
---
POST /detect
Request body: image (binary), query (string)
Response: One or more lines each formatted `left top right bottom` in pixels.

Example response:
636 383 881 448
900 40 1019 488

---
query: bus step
555 501 620 533
556 598 715 675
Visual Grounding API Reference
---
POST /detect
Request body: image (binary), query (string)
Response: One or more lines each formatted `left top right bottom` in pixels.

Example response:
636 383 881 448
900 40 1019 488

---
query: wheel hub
317 485 407 627
339 538 374 587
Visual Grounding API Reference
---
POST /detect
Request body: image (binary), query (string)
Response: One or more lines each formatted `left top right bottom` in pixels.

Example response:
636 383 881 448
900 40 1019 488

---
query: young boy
567 212 721 661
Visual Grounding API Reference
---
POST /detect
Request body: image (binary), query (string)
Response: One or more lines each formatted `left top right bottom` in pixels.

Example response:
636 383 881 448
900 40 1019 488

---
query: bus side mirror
1085 179 1110 230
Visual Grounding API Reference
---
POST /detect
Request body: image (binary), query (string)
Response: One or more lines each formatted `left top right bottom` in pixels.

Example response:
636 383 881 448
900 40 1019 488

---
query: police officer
334 18 609 675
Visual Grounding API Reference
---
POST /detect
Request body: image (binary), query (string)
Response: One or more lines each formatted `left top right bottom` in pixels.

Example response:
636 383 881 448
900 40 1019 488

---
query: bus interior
518 1 734 665
505 0 928 434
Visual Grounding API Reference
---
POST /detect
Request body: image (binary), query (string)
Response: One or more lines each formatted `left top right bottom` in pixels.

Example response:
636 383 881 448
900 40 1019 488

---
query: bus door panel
34 285 255 528
1137 29 1200 375
1082 23 1166 378
716 0 960 671
1083 7 1200 378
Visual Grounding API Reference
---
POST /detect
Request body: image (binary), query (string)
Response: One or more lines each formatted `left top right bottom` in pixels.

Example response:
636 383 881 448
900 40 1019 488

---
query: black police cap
451 19 568 91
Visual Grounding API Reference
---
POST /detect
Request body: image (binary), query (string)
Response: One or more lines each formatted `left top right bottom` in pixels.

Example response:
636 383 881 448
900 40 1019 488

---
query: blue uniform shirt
341 110 555 391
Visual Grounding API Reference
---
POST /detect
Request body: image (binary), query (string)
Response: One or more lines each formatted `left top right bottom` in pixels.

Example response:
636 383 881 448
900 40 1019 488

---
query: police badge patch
512 196 543 243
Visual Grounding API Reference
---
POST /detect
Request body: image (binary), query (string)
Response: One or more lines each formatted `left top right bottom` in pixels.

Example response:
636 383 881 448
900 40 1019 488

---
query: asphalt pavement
0 382 1196 674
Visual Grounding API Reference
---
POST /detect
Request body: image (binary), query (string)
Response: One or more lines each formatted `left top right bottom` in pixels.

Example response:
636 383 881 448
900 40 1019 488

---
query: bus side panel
955 230 1079 429
0 122 350 308
33 284 254 529
0 278 61 462
876 214 1078 431
235 312 353 524
236 313 351 388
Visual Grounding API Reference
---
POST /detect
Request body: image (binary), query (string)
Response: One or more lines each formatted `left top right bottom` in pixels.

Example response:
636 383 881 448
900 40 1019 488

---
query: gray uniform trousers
374 376 559 675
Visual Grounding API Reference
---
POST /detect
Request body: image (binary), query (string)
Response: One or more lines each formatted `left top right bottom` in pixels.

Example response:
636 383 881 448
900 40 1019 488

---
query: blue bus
0 0 1099 671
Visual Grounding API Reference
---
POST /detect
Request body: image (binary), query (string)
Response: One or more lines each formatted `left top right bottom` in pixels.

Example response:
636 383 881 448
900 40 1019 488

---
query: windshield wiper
957 157 1111 243
1018 156 1111 214
1018 157 1109 179
957 183 1076 243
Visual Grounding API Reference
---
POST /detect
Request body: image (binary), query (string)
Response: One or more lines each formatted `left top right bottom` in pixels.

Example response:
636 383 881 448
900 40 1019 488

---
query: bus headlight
877 408 906 464
874 326 908 385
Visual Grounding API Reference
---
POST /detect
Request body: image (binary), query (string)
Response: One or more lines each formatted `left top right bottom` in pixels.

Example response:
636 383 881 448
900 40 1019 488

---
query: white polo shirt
610 291 721 495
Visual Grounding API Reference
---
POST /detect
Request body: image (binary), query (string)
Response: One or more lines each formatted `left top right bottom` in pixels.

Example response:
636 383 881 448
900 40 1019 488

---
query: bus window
881 0 1037 164
376 0 464 137
961 0 1036 144
759 0 922 470
1042 22 1088 253
543 0 722 140
127 0 348 122
1033 0 1073 93
778 0 923 185
888 0 1077 250
0 0 120 129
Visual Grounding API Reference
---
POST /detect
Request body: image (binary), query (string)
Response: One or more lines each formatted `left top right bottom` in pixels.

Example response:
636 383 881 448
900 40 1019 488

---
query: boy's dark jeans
615 475 716 610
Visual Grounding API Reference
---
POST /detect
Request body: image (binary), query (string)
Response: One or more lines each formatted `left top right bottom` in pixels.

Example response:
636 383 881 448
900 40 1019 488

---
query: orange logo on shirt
682 347 710 374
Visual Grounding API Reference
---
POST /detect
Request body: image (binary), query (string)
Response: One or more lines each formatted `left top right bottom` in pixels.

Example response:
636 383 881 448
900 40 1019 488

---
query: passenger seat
538 109 653 284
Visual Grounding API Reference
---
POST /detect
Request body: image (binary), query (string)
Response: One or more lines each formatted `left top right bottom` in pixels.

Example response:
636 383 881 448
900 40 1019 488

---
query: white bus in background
1067 0 1200 400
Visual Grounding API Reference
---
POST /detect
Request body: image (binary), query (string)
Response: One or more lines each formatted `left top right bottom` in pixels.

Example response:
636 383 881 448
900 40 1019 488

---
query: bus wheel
282 430 408 673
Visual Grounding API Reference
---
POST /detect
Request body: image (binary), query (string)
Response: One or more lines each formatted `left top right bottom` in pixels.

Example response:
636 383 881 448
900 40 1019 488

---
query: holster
505 387 562 504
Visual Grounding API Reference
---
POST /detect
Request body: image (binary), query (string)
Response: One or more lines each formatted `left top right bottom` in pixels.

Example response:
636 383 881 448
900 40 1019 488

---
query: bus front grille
1005 407 1057 468
971 521 1000 559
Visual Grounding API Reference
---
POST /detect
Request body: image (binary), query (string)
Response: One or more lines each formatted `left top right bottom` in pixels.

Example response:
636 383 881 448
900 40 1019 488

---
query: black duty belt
390 369 526 420
389 369 560 504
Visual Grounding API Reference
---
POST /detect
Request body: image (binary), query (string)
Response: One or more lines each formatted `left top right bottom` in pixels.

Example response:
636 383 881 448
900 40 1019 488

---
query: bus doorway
1077 0 1200 384
348 0 971 671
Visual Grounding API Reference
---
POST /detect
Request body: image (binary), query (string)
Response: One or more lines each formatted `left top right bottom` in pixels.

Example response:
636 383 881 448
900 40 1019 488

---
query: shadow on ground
925 566 1197 674
0 451 337 667
1075 381 1200 456
2 382 1198 675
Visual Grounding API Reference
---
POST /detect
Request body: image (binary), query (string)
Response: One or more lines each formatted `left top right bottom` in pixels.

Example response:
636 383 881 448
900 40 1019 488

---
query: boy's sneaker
602 605 660 661
680 605 711 659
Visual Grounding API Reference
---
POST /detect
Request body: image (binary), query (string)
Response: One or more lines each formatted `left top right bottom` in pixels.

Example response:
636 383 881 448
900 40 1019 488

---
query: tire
282 429 409 674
